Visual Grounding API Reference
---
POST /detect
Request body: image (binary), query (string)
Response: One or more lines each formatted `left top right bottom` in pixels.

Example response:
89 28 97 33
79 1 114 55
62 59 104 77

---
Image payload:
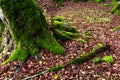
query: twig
22 71 47 80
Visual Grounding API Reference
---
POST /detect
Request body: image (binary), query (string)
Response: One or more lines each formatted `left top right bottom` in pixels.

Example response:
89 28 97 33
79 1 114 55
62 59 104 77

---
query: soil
0 0 120 80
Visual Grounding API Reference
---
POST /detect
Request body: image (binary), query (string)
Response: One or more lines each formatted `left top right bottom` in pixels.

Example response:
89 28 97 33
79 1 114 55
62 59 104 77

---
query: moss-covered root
53 29 81 41
70 44 110 64
111 1 120 15
36 29 64 55
1 42 39 65
1 42 28 65
47 64 65 72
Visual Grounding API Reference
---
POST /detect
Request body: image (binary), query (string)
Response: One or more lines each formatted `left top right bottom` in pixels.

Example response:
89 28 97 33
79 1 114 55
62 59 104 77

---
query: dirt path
0 0 120 79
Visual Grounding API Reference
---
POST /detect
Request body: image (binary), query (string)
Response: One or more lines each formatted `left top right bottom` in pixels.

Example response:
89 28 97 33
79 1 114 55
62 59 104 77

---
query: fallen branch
70 44 110 64
22 44 110 80
22 71 47 80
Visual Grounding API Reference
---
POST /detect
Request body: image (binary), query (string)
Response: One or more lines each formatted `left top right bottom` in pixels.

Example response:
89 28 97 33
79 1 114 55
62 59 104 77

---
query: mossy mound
52 16 80 41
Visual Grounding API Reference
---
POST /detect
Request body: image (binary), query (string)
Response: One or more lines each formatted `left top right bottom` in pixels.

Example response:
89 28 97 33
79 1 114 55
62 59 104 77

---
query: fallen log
22 44 110 80
70 44 110 64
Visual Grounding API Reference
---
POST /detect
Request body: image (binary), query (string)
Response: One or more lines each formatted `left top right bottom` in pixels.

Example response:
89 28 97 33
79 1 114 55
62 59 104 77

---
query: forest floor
0 0 120 80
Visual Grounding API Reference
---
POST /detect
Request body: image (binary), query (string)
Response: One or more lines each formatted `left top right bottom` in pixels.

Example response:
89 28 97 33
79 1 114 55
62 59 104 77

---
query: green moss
0 20 5 44
103 56 114 64
36 29 64 55
53 21 66 30
70 49 96 64
53 29 81 41
1 0 64 65
1 0 47 43
52 16 68 31
98 17 111 22
74 38 87 43
63 31 80 37
52 16 79 41
54 74 59 79
47 64 65 72
53 16 80 40
93 0 105 3
111 1 120 15
100 3 113 7
93 57 102 64
70 44 110 64
53 16 66 22
84 36 91 40
23 41 39 56
93 56 115 64
83 30 92 36
1 42 29 65
69 26 78 33
97 43 104 48
53 29 71 41
113 25 120 31
114 9 120 15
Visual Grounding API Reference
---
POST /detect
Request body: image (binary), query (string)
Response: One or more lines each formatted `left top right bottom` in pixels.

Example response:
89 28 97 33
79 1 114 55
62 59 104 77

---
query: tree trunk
0 0 64 65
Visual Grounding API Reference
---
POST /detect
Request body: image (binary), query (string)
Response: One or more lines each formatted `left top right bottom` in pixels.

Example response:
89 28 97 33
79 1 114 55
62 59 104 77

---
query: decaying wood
70 44 110 64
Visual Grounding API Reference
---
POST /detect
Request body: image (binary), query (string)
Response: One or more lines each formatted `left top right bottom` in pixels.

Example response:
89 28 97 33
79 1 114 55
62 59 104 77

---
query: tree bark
0 0 64 65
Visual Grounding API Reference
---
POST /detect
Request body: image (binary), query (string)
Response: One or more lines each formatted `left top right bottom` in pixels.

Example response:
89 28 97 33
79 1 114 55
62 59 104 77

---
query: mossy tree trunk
0 0 64 65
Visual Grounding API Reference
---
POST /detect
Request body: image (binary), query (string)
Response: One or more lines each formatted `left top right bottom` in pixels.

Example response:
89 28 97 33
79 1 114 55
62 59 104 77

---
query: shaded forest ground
0 0 120 79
